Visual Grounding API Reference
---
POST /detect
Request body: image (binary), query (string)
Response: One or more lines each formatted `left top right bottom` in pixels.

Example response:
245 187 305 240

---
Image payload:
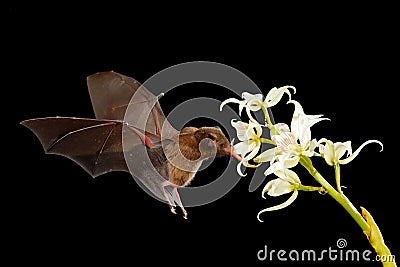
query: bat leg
128 126 155 148
161 181 177 215
173 187 187 219
161 181 187 219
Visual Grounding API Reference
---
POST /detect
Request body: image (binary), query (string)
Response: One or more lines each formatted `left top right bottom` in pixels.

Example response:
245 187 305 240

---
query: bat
20 71 241 219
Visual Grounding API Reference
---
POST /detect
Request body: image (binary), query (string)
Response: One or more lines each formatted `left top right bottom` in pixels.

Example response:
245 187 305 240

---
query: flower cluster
220 87 383 222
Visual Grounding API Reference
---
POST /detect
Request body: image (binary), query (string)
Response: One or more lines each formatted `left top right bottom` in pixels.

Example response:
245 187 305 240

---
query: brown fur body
148 126 233 187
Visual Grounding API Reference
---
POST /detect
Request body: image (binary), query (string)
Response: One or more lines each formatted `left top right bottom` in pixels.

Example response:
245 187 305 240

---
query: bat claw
181 208 188 219
170 206 177 214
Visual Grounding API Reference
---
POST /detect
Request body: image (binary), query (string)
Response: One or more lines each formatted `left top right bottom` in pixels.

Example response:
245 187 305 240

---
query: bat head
194 127 242 161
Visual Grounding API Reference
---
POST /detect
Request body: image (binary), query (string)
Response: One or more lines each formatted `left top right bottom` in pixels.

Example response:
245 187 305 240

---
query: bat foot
181 208 188 219
169 205 177 214
168 205 188 219
162 181 187 219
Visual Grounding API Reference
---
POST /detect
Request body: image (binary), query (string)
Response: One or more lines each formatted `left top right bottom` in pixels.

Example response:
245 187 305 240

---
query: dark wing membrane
20 117 145 177
87 71 178 138
87 71 140 121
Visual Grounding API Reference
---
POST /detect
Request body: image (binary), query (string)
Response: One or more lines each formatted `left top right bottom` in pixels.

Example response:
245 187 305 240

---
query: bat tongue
230 152 242 161
223 147 242 161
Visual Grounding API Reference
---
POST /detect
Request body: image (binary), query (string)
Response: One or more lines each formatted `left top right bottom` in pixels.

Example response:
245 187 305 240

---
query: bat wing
86 71 181 205
87 71 177 137
20 117 149 177
22 71 181 211
86 71 139 121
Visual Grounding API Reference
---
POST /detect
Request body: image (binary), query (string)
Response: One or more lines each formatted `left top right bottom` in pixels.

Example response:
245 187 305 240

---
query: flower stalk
300 155 396 266
334 163 343 194
299 155 370 232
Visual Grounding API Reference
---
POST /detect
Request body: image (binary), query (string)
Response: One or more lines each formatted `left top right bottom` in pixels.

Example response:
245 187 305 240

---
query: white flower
257 169 301 222
318 138 383 166
231 120 263 176
254 100 329 175
220 86 296 123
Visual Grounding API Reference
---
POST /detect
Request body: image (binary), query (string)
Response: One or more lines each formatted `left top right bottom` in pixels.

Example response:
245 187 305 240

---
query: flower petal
242 92 263 102
303 138 319 157
243 143 260 161
273 131 297 153
238 103 245 116
319 138 335 166
274 169 301 183
273 123 290 135
253 147 277 163
219 98 243 111
257 190 299 222
236 161 247 177
242 92 264 111
233 141 252 156
231 119 248 141
300 116 329 148
287 100 329 148
262 178 293 197
243 161 261 168
333 141 351 160
251 121 263 137
287 100 306 141
309 138 318 151
283 155 300 169
245 106 261 124
264 85 296 107
264 154 300 176
339 140 383 165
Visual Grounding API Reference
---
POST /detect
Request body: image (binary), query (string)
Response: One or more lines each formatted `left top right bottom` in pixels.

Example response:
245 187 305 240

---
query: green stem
334 163 343 194
297 184 325 193
261 106 279 135
299 156 370 232
261 106 273 126
299 155 396 266
259 138 276 145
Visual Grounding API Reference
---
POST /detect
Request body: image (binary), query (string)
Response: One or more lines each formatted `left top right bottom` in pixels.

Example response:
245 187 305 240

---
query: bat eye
219 143 225 147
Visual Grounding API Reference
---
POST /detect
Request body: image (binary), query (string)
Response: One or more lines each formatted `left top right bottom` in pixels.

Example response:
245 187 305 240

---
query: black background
5 4 398 266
